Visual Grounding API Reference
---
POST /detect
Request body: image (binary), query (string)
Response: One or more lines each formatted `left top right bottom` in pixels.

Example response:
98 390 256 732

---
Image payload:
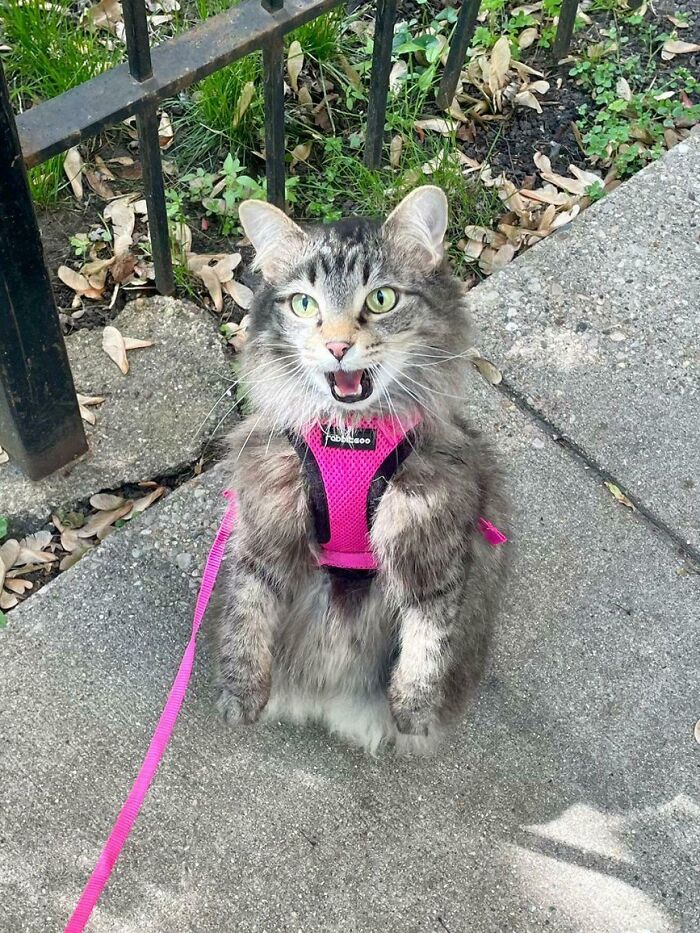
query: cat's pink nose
326 341 351 360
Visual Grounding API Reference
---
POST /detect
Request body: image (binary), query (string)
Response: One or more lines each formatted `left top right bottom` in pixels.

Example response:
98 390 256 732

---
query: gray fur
215 189 510 754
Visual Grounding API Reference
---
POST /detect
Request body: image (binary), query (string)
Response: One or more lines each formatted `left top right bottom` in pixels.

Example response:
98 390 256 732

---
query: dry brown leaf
518 27 538 50
129 486 166 514
297 85 313 110
463 239 485 260
90 493 126 511
4 578 32 595
514 90 542 113
337 53 362 90
84 168 117 200
0 590 18 610
158 111 175 148
287 40 304 94
604 481 635 510
102 325 129 374
224 280 254 309
172 221 192 255
490 37 511 92
0 539 20 570
389 134 403 169
666 15 690 29
212 254 242 283
0 446 9 465
616 77 632 102
86 0 123 32
520 187 571 206
291 142 313 168
533 151 552 173
232 82 256 127
104 197 135 256
122 336 154 351
226 314 250 352
389 60 408 94
539 170 587 196
470 354 503 385
58 266 91 294
77 502 133 538
549 203 580 230
76 393 106 427
60 543 93 571
198 265 223 312
491 243 516 269
60 529 80 552
661 39 700 61
63 147 84 202
111 252 139 284
415 117 454 136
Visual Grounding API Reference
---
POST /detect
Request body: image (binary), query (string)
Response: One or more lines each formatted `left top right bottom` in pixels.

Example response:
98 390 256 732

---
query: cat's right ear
238 200 307 283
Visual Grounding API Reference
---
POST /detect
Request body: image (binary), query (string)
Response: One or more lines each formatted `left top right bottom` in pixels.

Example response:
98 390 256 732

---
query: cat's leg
373 478 500 744
217 557 282 725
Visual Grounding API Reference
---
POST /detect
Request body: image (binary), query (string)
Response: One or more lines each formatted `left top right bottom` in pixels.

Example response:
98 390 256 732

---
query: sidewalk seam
495 377 700 566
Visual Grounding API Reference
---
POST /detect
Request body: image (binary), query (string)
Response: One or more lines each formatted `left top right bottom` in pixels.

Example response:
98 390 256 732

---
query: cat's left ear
238 199 307 283
383 185 448 271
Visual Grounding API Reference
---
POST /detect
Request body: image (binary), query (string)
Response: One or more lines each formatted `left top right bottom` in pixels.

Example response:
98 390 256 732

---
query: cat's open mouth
327 369 372 404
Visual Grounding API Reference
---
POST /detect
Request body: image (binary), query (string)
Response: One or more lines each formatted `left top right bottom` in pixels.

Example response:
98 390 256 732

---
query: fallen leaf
491 243 516 269
291 142 313 168
0 539 20 572
297 85 313 109
616 77 632 102
518 27 538 50
490 36 511 92
695 719 700 744
0 447 9 465
232 82 256 127
58 266 91 294
90 493 126 511
414 117 454 136
224 280 254 309
389 134 403 169
389 60 408 94
86 0 123 32
196 265 223 312
533 151 552 173
84 167 117 200
76 393 106 426
470 354 503 385
514 90 542 113
661 39 700 61
59 543 93 571
129 486 166 514
111 252 139 284
604 481 635 510
158 111 174 148
666 15 690 29
3 578 32 595
0 591 18 610
102 325 129 374
122 336 154 351
337 53 362 90
287 40 304 94
63 147 84 201
77 502 133 539
104 197 135 256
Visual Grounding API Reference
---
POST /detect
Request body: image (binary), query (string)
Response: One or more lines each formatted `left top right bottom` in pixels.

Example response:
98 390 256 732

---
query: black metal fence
0 0 580 480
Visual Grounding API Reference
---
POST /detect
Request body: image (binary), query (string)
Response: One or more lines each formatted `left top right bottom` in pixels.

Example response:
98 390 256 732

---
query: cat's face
238 186 470 429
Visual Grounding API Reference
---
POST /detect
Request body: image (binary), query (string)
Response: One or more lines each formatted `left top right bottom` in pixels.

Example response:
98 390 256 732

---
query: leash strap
64 493 238 933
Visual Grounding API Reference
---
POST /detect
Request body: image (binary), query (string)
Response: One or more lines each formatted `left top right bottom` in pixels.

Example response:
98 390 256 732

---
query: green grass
1 0 121 103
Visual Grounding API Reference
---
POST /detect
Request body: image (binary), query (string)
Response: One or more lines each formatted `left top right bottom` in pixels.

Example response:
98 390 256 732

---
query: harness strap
64 493 238 933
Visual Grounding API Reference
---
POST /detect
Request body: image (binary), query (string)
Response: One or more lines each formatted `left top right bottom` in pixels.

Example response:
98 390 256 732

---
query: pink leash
64 492 238 933
64 489 505 931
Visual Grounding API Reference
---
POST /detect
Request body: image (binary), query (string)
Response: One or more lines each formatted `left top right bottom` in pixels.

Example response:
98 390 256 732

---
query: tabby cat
215 186 509 754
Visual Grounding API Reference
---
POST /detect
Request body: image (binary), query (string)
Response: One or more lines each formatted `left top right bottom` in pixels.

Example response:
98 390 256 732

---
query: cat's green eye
291 293 319 318
365 287 397 314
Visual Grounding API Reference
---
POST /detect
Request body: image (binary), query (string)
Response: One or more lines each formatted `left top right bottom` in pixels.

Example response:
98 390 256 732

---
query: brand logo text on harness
321 426 377 450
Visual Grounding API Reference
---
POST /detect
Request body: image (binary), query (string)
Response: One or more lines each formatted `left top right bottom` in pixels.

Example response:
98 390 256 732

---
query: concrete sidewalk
1 140 699 932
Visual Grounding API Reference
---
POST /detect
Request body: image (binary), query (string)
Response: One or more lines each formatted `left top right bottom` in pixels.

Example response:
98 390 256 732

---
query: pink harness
64 415 506 931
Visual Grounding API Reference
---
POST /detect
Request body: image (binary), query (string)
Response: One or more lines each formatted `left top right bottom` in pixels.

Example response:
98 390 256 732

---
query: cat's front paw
389 693 436 737
217 684 268 726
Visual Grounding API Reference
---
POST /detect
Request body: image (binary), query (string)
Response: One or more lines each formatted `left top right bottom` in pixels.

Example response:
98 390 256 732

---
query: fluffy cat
214 186 509 754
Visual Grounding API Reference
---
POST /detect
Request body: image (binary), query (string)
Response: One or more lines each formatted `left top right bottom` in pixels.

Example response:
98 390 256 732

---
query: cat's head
238 185 471 429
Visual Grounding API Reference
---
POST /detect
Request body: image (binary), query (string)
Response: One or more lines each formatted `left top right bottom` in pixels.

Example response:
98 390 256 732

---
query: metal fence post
364 0 398 169
262 0 286 209
553 0 579 60
0 64 87 480
123 0 175 295
436 0 481 110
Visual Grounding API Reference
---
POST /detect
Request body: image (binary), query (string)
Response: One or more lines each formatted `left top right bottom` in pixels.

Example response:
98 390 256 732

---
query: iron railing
0 0 580 480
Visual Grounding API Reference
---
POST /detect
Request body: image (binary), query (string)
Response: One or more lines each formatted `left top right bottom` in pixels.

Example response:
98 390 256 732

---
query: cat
214 185 509 754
